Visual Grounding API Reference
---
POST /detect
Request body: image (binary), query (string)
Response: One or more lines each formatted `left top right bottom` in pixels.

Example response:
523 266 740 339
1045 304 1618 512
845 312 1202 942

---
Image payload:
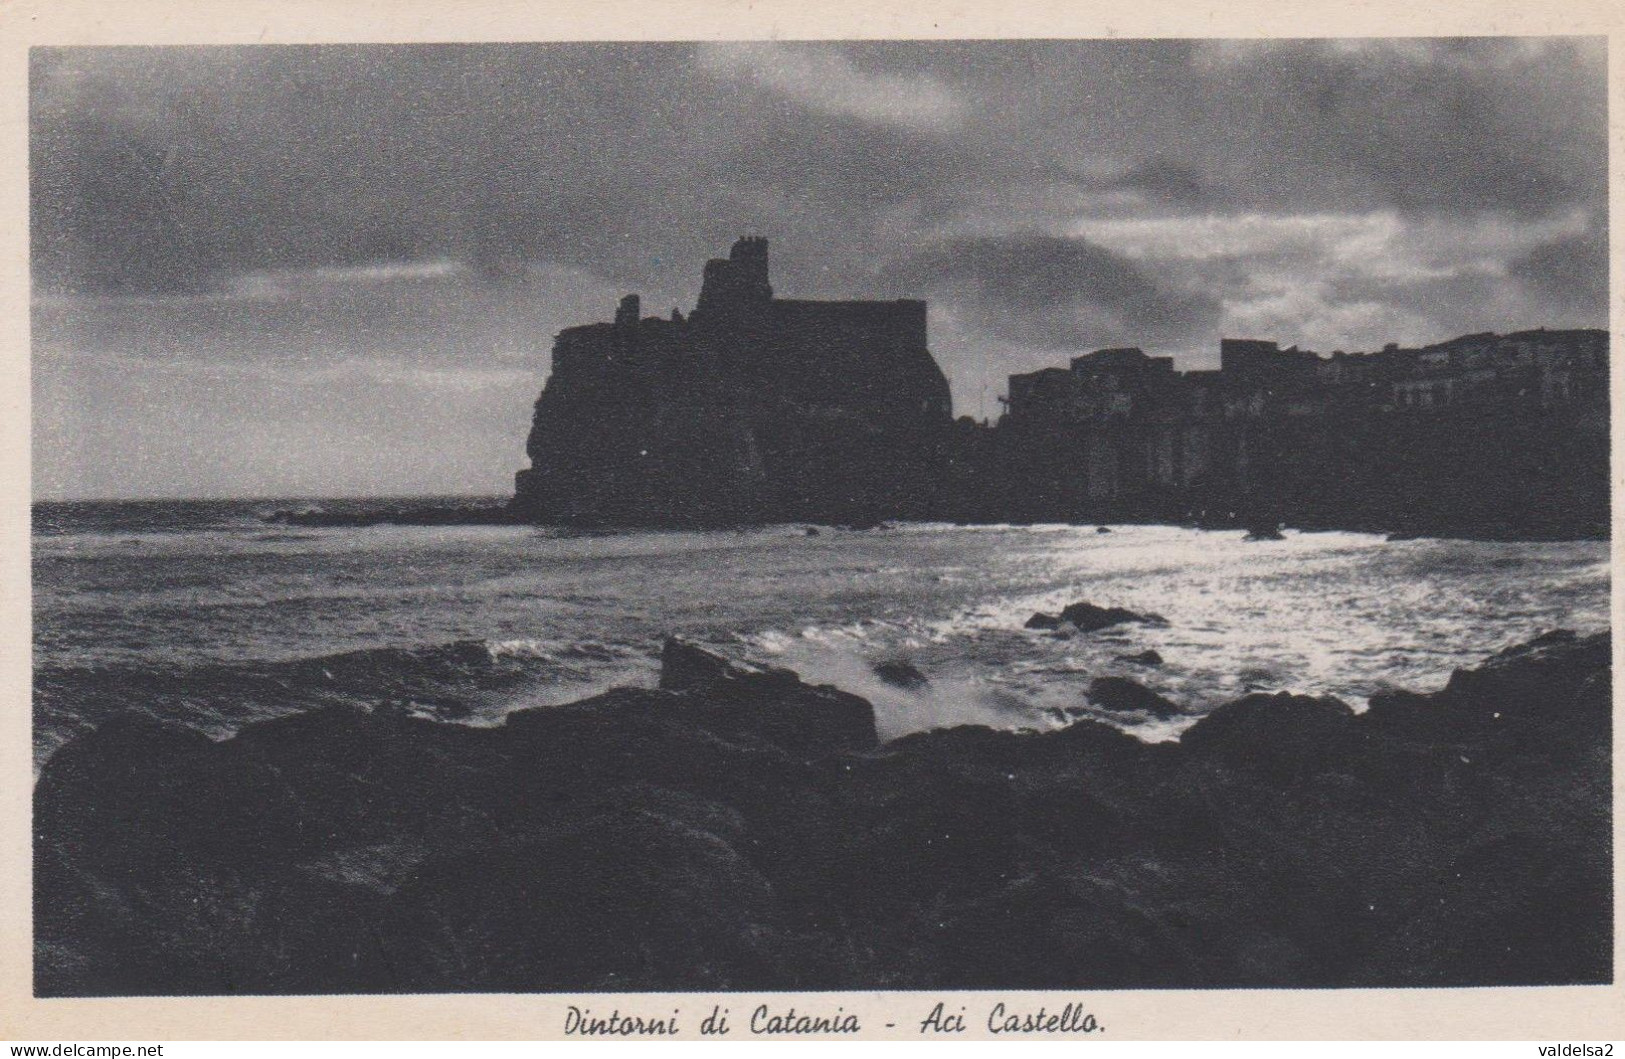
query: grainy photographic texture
31 38 1611 998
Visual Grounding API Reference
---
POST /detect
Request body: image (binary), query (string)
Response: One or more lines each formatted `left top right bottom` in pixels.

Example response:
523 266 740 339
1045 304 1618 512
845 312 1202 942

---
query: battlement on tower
695 235 774 316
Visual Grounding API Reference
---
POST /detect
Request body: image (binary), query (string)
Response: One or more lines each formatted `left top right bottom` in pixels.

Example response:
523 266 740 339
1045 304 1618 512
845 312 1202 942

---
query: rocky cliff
512 239 953 527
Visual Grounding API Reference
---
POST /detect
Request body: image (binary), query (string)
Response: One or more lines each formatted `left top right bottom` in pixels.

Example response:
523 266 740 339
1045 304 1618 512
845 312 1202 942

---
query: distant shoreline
28 495 1610 544
261 504 1609 544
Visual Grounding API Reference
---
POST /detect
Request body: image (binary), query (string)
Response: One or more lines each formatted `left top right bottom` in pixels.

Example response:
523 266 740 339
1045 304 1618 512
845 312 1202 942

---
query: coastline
258 500 1612 544
35 494 1607 543
34 627 1612 995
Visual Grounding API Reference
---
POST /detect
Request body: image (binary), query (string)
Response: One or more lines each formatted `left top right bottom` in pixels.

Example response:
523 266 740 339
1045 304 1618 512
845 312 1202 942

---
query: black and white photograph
19 14 1616 1027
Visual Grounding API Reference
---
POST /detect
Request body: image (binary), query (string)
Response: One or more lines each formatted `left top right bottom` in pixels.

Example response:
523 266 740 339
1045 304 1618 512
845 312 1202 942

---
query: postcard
4 0 1622 1042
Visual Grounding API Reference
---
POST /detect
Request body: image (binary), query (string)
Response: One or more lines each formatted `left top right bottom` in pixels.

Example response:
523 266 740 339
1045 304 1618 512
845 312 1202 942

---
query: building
987 327 1608 535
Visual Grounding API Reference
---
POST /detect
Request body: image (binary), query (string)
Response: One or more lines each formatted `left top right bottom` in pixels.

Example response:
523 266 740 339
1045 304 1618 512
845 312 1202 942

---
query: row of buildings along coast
978 328 1608 534
513 238 1609 537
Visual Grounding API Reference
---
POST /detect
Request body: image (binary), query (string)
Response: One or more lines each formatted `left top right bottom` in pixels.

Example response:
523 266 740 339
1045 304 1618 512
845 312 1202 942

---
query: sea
32 498 1612 771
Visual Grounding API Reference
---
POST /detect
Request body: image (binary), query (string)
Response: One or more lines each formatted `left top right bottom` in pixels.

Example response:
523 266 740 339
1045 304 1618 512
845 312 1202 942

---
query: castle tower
695 236 773 317
729 236 771 299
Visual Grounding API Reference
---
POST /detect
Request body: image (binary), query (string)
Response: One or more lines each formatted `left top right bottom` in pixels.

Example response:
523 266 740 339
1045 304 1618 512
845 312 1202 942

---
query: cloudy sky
31 38 1607 499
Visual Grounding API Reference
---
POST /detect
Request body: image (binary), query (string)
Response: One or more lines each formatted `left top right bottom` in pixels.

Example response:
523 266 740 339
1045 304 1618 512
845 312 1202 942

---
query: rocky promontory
35 631 1611 995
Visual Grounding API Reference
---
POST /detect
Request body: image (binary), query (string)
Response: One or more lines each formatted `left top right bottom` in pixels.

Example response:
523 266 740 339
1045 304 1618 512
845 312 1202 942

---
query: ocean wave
33 634 658 770
736 616 1189 743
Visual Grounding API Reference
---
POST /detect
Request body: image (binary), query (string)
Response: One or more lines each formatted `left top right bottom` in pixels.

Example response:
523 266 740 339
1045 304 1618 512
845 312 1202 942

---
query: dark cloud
1106 158 1212 206
884 232 1222 350
30 44 717 295
1322 269 1518 344
1509 220 1609 320
1180 39 1607 219
31 40 1607 298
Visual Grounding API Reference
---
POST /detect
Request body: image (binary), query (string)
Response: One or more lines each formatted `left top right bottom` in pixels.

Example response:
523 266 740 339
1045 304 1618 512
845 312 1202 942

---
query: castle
513 238 953 525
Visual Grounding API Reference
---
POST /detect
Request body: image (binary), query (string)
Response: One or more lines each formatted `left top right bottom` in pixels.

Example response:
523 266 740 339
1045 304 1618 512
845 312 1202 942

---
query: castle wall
764 299 947 419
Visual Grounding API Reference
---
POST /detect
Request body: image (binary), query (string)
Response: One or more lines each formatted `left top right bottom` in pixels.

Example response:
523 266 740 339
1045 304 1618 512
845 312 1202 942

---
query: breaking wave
33 635 658 770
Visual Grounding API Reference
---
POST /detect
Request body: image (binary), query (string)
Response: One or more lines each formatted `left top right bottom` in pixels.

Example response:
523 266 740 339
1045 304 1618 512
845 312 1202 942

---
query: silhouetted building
513 238 953 525
981 327 1608 537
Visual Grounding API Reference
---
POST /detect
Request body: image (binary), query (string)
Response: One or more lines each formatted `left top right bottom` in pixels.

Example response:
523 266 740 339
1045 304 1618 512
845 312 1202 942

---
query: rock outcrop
1087 675 1182 718
35 631 1611 995
872 659 930 689
1026 601 1166 633
512 238 953 527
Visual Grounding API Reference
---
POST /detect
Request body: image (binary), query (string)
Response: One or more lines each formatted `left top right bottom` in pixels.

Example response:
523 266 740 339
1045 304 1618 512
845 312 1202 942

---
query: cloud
1508 220 1609 320
1182 37 1607 220
1104 158 1212 207
884 232 1222 351
696 42 966 132
227 259 468 298
1056 207 1604 353
29 44 718 297
1071 209 1590 274
1192 37 1584 71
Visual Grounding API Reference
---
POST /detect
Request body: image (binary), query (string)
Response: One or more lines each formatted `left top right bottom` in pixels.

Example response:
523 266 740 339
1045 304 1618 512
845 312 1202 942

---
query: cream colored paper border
2 0 1621 1041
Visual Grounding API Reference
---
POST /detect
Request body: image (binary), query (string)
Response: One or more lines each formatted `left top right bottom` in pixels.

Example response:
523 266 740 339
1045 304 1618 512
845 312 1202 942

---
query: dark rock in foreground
1088 676 1182 718
657 637 877 754
35 631 1612 995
